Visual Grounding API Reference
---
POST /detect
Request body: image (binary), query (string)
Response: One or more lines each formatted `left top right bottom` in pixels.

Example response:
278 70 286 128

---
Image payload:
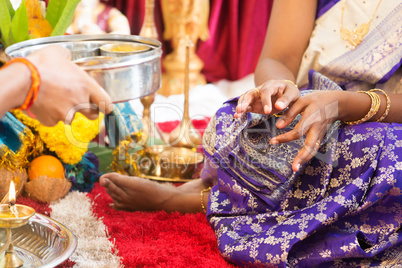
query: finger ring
253 87 261 96
306 141 320 152
253 83 265 97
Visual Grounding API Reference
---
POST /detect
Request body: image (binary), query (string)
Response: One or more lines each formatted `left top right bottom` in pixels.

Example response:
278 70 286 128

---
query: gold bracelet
200 187 212 213
369 89 391 122
282 79 298 89
344 91 381 125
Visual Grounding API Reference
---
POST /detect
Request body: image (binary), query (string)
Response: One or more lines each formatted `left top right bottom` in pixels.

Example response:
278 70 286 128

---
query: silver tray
0 213 77 268
5 34 162 103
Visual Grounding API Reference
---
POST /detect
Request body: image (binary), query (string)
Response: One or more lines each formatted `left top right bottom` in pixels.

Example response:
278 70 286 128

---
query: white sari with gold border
297 0 402 93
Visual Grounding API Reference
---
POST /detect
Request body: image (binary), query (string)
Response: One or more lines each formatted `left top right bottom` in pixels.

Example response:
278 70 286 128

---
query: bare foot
100 173 208 213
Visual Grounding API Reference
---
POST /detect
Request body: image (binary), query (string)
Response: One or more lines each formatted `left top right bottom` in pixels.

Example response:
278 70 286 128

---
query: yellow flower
13 111 103 165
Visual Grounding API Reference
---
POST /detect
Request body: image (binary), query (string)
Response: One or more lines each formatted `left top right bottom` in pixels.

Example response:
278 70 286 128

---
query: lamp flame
9 181 16 204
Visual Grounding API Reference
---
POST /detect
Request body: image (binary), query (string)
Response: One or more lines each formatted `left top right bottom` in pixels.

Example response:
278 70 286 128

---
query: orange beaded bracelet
1 58 41 113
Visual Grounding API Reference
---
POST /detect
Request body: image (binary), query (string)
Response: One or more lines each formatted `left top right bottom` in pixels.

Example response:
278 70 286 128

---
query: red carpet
18 186 235 267
87 183 235 267
89 117 233 267
15 117 235 267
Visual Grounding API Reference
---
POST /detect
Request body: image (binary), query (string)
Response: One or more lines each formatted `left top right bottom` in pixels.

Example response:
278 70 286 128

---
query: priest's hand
234 79 300 118
26 45 112 126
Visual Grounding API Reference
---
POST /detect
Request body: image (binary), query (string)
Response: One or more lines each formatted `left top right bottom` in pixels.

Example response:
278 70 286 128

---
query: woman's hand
270 90 343 172
234 79 300 118
26 45 112 126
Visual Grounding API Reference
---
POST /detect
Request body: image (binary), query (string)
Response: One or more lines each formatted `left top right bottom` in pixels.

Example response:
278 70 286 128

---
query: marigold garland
12 110 103 165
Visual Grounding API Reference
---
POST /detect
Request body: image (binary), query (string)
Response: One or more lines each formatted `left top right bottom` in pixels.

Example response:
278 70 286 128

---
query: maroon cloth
198 0 273 82
102 0 273 82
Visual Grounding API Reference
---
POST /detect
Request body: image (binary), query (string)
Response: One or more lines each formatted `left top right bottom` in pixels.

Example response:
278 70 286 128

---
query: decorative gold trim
200 187 212 213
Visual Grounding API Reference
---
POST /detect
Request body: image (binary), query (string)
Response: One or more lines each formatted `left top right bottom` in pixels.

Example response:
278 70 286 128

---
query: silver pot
5 34 162 103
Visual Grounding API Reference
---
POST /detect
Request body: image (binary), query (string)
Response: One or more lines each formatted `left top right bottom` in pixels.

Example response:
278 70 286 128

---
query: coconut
0 168 27 201
24 175 71 203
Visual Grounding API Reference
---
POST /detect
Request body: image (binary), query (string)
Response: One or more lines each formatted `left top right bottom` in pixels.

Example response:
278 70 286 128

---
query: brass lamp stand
159 0 210 96
139 0 158 39
139 0 168 145
168 36 202 148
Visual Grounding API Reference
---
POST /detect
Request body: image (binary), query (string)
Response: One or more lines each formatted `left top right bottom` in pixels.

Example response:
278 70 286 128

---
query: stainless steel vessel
5 34 162 103
0 213 77 268
99 43 151 57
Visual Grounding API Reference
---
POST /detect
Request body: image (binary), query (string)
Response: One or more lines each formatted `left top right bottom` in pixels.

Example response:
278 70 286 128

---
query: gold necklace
340 0 383 49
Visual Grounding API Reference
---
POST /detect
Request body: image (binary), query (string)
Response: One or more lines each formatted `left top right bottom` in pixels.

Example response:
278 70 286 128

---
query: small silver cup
100 43 150 57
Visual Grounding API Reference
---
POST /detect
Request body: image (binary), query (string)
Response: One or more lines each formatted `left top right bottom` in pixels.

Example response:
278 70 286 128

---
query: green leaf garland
11 0 29 44
51 0 80 37
45 0 67 29
0 0 81 47
0 0 13 47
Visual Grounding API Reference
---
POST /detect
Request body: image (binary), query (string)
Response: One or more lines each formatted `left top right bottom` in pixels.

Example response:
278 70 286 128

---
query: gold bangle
344 91 381 125
369 89 391 122
282 79 298 89
200 187 211 214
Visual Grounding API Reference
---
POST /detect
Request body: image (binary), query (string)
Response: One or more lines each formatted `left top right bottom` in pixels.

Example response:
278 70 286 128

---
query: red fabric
157 117 211 136
197 0 273 82
103 0 273 82
103 0 164 38
87 183 235 267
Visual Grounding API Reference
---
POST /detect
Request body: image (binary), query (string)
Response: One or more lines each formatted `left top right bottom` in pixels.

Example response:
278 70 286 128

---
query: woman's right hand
234 79 300 118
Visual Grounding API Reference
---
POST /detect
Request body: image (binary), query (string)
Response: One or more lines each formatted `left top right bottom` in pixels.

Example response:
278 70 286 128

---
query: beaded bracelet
369 89 391 122
1 58 41 113
282 79 298 89
344 91 381 125
200 187 212 213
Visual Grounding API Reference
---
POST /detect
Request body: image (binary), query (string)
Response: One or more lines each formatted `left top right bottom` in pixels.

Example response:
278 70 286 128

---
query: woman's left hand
235 79 300 118
270 90 343 172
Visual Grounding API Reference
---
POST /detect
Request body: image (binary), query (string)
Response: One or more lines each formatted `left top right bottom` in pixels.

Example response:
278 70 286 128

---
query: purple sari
201 1 402 267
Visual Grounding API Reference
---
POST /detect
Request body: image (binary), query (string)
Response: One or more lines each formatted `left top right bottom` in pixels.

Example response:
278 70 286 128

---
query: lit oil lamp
0 181 35 267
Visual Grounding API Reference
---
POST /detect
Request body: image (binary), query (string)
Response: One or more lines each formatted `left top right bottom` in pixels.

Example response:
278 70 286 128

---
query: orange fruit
28 155 65 181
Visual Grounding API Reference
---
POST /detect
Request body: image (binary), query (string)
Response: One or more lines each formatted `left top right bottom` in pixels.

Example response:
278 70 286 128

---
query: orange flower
28 18 53 38
25 0 53 38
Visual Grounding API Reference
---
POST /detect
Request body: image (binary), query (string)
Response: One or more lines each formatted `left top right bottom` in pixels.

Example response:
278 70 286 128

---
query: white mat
129 74 255 123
